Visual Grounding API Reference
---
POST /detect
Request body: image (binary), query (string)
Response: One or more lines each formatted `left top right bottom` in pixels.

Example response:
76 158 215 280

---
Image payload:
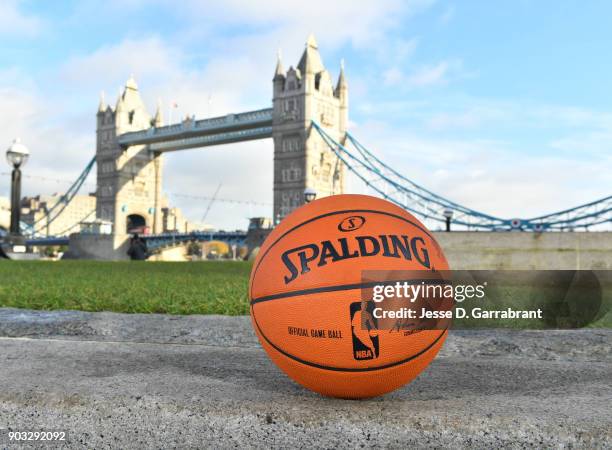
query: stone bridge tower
96 77 163 235
272 35 348 221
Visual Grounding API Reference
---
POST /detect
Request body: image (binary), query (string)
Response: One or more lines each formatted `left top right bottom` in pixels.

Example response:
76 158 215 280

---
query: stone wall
65 233 130 261
433 231 612 270
66 230 612 266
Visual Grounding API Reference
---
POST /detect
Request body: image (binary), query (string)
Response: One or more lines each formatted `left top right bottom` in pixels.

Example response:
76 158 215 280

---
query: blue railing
142 231 247 250
118 108 273 148
26 230 248 249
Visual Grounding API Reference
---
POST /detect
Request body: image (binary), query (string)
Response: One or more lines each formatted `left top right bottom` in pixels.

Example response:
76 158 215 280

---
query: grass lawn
0 261 609 327
0 260 251 315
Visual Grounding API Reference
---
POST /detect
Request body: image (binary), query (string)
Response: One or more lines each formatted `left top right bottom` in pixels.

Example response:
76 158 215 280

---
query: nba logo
350 302 380 360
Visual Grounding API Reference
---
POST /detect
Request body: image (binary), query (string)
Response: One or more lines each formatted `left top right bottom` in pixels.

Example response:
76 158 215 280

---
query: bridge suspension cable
168 192 272 207
313 122 611 231
201 183 222 223
0 172 96 188
26 156 96 235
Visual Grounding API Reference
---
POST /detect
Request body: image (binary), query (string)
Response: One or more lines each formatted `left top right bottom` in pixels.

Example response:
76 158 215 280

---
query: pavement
0 308 610 449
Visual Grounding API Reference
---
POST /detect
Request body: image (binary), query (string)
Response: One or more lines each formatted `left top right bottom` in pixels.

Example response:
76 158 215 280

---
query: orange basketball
249 194 450 398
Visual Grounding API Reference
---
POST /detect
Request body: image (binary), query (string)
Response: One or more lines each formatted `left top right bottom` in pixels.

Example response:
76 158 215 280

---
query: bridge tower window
284 99 296 112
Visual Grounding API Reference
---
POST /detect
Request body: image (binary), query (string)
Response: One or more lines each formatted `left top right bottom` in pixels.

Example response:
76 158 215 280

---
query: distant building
20 193 194 236
162 203 193 233
21 194 97 236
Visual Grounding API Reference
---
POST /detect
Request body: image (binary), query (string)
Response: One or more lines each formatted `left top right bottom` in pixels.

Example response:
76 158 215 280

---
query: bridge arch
126 213 148 234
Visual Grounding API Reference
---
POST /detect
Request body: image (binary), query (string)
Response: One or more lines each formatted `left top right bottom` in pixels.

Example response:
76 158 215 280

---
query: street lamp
442 208 453 232
304 187 317 204
6 138 29 236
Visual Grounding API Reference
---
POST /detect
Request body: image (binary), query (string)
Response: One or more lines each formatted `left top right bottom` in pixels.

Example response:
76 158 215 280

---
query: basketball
249 194 450 398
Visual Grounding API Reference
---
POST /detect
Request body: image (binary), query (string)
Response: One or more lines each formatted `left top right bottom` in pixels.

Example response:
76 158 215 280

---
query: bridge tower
95 77 163 235
272 34 348 221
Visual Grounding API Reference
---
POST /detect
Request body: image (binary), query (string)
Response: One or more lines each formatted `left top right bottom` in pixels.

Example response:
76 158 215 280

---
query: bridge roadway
117 107 273 152
26 230 248 249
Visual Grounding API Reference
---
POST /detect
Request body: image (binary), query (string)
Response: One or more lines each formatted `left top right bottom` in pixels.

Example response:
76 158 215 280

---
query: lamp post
304 187 317 204
442 208 453 232
6 139 29 236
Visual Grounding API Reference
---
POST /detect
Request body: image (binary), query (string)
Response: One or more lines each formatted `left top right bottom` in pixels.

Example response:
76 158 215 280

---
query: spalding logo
281 234 431 284
338 216 366 232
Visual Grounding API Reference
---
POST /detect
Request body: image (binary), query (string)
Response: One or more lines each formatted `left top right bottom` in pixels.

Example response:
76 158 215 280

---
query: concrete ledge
433 231 612 270
0 308 610 448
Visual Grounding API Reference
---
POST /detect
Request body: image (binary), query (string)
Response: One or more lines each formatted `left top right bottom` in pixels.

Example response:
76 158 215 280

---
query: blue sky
0 0 610 229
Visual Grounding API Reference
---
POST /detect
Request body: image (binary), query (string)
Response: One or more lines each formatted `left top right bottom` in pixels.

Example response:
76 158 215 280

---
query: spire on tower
274 49 285 79
152 99 163 127
126 74 138 91
297 34 324 74
335 59 347 96
306 33 318 49
98 91 106 113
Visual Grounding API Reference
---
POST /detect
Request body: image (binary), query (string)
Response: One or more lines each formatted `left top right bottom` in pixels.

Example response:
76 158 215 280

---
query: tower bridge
96 34 347 240
19 35 611 259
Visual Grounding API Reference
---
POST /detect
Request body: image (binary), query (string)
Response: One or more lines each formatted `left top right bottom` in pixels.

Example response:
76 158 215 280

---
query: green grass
0 261 609 328
0 260 251 315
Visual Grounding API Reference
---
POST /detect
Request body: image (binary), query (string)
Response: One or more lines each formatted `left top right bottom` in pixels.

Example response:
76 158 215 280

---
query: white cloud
383 59 464 88
1 24 305 227
180 0 432 49
60 38 181 90
425 104 509 131
375 37 419 65
359 96 612 156
0 76 95 201
0 1 42 36
549 130 612 156
346 119 610 226
407 61 450 87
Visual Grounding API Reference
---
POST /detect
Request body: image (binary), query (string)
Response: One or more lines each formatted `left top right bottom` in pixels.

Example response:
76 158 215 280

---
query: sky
0 0 610 230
